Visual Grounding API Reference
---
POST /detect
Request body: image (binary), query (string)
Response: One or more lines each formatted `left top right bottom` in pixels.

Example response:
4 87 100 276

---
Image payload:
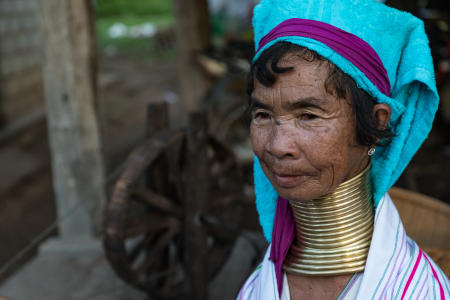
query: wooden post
0 91 4 128
146 102 169 137
0 53 4 128
39 0 105 236
145 102 170 192
172 2 211 296
183 112 209 300
172 0 211 126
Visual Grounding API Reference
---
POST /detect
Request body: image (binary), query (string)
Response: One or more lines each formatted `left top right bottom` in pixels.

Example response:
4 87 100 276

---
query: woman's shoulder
236 264 263 300
236 244 280 300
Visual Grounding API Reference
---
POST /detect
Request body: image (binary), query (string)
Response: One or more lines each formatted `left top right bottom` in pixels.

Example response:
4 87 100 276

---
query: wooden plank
172 0 211 126
0 147 42 193
389 187 450 248
146 102 168 137
0 108 45 145
389 187 450 215
145 102 170 193
183 112 209 299
39 0 105 236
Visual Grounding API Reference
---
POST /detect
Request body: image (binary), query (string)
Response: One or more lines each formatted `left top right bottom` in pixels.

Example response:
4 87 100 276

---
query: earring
368 146 376 156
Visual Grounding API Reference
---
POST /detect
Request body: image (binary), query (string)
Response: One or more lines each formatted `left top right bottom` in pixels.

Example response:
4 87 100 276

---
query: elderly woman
237 0 450 299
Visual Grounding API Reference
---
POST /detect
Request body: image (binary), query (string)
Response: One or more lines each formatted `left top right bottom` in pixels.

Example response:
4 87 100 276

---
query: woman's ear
372 103 391 130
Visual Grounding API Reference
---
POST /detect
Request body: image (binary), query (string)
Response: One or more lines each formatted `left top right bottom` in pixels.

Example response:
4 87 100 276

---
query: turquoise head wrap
252 0 439 242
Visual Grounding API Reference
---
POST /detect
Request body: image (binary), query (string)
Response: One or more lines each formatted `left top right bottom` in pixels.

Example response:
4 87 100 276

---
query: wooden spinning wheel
103 115 246 299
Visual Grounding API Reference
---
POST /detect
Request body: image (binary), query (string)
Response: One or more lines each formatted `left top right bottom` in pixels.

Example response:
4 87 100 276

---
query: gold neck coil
283 163 374 276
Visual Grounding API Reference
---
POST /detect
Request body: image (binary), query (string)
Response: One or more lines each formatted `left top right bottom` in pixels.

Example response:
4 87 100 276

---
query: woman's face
250 53 370 202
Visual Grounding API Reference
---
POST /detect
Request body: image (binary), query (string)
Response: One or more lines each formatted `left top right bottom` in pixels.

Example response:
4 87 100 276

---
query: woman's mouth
271 171 309 188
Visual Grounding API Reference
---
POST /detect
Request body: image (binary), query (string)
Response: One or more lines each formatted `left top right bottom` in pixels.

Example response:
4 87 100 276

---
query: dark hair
247 42 394 146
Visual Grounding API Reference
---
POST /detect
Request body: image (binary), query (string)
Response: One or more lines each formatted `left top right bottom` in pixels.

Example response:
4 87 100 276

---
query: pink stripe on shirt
423 253 445 300
400 248 423 300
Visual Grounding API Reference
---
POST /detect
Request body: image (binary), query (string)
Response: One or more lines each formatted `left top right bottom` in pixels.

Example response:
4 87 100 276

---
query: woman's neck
283 163 374 276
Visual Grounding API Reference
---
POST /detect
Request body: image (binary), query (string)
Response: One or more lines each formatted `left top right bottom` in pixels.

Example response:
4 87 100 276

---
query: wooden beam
39 0 105 236
0 45 4 128
172 0 212 125
183 112 209 300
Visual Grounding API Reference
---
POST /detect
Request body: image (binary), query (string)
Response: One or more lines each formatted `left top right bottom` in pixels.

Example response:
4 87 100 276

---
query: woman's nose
265 121 300 159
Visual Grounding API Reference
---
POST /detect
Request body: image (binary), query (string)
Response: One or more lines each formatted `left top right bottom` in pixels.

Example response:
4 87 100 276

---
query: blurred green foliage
95 0 174 57
95 0 172 17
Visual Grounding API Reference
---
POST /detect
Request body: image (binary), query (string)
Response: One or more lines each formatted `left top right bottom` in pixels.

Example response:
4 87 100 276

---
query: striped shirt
237 193 450 299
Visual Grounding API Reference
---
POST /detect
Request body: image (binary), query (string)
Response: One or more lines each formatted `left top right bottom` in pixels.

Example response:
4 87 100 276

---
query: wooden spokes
103 129 244 299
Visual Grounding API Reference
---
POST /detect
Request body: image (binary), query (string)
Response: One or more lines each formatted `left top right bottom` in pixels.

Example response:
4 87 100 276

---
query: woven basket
389 187 450 276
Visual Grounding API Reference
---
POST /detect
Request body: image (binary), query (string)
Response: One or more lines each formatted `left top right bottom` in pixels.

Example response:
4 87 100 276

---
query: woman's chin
275 187 320 202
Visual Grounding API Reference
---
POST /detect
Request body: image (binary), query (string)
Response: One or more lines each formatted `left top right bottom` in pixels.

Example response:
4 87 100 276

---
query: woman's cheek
298 125 333 148
250 124 271 156
297 125 342 165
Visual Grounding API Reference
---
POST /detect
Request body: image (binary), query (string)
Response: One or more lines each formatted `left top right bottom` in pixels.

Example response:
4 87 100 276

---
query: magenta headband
257 18 391 96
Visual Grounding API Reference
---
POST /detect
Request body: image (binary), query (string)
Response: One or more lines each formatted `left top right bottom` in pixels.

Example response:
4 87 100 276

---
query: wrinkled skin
250 52 391 299
250 53 371 202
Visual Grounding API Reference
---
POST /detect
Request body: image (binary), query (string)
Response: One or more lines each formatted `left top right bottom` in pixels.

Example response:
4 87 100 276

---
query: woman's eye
253 111 271 121
257 112 270 119
299 113 317 120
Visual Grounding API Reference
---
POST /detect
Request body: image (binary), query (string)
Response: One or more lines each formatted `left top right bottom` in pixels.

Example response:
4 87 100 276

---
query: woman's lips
271 172 309 188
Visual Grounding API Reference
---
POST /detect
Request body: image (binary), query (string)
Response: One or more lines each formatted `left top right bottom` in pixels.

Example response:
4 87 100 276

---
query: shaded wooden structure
390 187 450 276
39 0 105 236
103 104 246 299
390 187 450 249
170 0 212 127
0 0 44 130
